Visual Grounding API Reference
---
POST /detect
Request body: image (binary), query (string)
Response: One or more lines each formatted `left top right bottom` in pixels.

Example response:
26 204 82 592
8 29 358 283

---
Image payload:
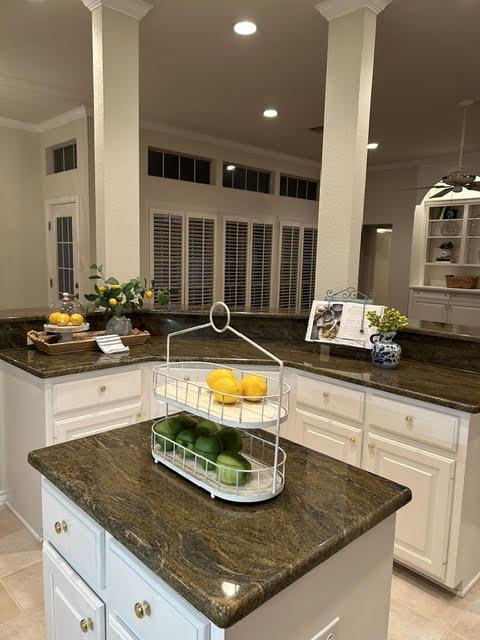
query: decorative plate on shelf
441 220 460 236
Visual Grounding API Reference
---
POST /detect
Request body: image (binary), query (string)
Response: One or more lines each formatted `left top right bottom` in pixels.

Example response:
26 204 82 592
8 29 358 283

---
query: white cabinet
409 288 480 325
44 542 105 640
297 408 363 466
363 432 455 580
108 615 139 640
409 289 449 323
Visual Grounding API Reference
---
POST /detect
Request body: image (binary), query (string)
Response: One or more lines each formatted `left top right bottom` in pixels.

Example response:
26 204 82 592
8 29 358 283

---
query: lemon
108 298 117 307
48 312 61 325
56 313 71 327
99 286 107 293
145 290 154 299
70 313 84 326
206 369 237 390
212 377 242 405
110 284 121 290
241 374 267 402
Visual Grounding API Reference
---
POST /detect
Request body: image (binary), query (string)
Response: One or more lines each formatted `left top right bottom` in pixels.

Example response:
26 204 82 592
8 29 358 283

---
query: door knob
54 520 67 534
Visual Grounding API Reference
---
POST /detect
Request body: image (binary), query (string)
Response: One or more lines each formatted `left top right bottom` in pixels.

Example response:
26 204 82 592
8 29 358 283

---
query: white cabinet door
44 542 105 640
297 409 363 466
53 402 144 443
363 432 455 580
450 298 480 326
409 293 449 323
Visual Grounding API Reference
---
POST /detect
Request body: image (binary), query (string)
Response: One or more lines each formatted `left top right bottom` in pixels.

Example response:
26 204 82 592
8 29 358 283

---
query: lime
153 417 184 451
195 419 221 436
216 452 251 486
177 413 199 430
218 428 243 453
194 434 223 469
175 429 198 458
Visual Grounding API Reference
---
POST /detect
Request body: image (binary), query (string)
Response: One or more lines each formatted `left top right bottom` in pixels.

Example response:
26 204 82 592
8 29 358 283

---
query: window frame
147 148 212 185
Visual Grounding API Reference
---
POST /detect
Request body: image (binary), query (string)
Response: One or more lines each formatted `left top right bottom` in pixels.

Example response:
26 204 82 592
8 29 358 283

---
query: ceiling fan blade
430 187 454 199
400 186 444 191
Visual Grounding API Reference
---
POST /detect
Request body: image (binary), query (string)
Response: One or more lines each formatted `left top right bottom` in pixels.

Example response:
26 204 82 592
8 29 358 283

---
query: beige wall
363 165 419 313
0 125 45 308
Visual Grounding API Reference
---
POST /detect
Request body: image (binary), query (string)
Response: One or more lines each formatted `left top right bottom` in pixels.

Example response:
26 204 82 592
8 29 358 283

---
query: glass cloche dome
46 292 87 328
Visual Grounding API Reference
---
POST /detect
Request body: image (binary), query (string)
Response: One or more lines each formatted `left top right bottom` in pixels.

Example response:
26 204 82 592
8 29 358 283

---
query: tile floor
0 505 478 640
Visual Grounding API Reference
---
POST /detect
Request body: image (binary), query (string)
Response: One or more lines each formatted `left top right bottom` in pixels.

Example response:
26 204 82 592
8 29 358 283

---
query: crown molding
0 116 38 133
0 106 90 134
81 0 153 20
316 0 392 21
141 119 321 170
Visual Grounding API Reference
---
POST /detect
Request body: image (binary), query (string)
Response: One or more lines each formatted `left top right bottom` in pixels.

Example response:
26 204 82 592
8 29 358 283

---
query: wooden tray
28 329 150 355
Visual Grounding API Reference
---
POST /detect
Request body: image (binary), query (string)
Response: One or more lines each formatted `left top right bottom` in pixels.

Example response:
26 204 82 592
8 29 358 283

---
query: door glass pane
56 217 74 296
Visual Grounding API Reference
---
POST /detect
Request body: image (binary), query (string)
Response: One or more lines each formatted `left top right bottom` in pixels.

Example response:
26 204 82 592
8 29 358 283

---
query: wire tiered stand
152 302 290 503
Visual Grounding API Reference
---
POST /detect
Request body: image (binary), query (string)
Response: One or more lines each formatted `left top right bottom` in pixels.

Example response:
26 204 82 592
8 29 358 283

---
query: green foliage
367 307 408 334
84 265 171 318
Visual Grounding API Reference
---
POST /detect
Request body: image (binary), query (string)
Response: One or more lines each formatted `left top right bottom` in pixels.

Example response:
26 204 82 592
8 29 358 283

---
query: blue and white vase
370 332 402 369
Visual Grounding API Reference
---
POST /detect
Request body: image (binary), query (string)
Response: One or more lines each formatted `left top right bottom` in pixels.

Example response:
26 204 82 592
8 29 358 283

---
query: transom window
148 148 211 185
280 174 319 201
223 163 271 194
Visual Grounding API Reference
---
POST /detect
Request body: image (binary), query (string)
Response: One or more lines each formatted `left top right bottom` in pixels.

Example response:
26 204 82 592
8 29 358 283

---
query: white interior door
46 198 80 304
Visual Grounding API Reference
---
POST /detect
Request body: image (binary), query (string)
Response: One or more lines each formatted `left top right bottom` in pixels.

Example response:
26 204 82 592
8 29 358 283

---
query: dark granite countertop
28 421 411 628
2 336 480 413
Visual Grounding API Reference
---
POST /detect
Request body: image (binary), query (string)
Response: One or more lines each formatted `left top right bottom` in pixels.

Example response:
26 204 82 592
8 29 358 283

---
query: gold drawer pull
134 601 151 619
368 443 375 454
322 392 329 400
54 520 67 534
349 437 356 445
100 385 107 393
405 415 414 426
80 618 93 633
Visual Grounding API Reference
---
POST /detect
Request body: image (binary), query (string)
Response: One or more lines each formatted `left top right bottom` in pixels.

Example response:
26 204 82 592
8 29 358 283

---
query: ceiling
1 0 480 166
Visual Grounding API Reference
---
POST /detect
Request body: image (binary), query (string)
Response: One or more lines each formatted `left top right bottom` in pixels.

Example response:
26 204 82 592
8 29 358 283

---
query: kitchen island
29 420 411 639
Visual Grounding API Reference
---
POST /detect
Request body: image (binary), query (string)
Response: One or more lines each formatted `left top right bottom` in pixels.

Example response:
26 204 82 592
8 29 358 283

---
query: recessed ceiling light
226 165 236 171
233 21 257 36
263 108 278 119
368 142 379 150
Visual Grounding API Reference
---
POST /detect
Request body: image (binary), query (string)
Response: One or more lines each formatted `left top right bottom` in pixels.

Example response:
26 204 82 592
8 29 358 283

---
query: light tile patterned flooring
0 506 478 640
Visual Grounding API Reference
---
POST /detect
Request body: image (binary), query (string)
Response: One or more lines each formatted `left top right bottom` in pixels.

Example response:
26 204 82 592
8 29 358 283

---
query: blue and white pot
370 332 402 369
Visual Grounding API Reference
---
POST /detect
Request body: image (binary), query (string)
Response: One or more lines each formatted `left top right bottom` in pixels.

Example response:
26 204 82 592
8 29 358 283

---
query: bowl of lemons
206 368 268 405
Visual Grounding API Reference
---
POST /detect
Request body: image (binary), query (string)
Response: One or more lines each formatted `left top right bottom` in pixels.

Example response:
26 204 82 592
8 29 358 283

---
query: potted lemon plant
85 264 171 335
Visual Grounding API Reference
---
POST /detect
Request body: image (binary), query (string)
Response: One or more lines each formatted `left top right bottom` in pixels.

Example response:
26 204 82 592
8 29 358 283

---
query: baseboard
0 490 8 505
456 570 480 597
5 502 43 543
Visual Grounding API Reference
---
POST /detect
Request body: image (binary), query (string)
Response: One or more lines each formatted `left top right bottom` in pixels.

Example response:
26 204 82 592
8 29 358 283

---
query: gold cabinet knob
54 520 67 534
80 617 93 633
368 443 376 454
100 385 107 393
349 436 356 445
322 392 329 400
134 601 151 619
405 415 414 426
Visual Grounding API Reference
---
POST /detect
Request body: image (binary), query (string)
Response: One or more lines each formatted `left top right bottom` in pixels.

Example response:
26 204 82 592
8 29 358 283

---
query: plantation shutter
224 220 248 310
278 224 300 311
251 223 273 310
152 212 183 305
188 216 215 307
300 227 318 310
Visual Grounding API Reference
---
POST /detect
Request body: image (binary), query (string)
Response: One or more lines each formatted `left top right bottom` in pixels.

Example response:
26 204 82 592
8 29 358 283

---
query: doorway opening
45 197 80 304
358 224 392 305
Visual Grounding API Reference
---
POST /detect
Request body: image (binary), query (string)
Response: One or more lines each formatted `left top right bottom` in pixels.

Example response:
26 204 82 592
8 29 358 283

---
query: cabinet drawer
366 394 459 452
107 538 209 640
299 409 363 467
54 402 144 443
296 376 365 423
43 482 105 589
44 542 105 640
53 369 143 416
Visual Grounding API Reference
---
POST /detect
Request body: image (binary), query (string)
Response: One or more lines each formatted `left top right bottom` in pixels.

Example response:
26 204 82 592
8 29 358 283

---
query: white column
82 0 152 281
314 0 391 298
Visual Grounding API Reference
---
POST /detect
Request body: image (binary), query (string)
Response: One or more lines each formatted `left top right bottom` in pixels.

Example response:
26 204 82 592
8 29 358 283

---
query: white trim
0 106 90 134
5 502 43 542
316 0 391 21
142 119 320 170
0 116 38 133
456 569 480 597
81 0 153 20
0 491 6 505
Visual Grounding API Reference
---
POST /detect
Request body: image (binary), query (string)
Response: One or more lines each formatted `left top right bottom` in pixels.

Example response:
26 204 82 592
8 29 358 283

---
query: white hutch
409 188 480 325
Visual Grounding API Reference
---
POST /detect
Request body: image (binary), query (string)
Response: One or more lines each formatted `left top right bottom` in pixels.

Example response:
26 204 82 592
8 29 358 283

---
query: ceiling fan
405 99 480 199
